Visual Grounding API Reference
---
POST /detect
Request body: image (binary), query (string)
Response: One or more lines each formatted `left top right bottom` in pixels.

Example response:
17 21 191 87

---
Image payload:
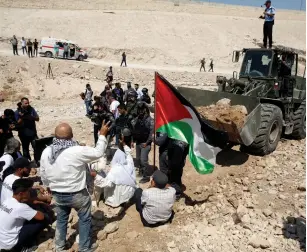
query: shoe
139 177 150 184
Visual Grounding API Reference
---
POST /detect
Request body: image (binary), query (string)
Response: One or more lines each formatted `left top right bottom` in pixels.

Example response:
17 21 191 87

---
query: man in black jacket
131 102 154 184
14 98 39 160
0 109 16 157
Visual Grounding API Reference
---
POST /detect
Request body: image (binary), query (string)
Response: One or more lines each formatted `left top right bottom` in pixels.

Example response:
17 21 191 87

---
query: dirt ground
0 0 306 251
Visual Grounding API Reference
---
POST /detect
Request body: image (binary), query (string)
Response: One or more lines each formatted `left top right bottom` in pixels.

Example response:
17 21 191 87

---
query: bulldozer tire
291 100 306 140
242 103 283 156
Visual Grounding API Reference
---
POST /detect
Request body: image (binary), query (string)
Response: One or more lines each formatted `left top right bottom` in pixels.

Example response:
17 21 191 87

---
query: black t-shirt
33 41 38 49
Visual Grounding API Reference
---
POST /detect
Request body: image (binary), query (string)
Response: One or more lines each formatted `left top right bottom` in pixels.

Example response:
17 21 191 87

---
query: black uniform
154 132 169 175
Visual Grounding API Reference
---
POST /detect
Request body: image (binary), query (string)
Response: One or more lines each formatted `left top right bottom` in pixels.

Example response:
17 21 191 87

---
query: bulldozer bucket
177 87 262 146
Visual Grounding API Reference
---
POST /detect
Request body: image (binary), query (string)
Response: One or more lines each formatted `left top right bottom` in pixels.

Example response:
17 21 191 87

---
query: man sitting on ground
134 170 176 227
0 179 48 251
1 157 52 205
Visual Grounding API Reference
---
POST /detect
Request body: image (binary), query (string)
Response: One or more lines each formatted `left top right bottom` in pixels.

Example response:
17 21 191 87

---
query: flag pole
153 72 157 171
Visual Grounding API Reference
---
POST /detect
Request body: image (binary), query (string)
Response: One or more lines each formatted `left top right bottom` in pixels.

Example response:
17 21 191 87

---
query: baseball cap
152 170 168 189
13 157 30 170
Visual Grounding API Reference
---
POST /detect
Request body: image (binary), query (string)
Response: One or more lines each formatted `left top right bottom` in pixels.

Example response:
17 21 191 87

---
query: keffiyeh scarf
49 138 79 164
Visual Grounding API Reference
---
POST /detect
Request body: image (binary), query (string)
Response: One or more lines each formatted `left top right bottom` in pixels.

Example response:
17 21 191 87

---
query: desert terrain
0 0 306 251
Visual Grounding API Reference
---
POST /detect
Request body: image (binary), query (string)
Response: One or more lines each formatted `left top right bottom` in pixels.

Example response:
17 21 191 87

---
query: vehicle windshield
240 50 273 78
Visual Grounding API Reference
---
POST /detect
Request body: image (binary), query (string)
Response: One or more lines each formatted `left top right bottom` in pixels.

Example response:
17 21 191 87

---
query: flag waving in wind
155 72 227 174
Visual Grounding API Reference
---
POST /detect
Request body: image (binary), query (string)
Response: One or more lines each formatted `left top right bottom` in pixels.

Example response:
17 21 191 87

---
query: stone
278 194 286 200
167 241 176 248
126 231 139 239
248 235 271 249
262 209 273 217
104 222 119 234
236 204 248 221
265 156 277 168
235 178 242 184
256 174 263 180
97 230 107 240
297 184 306 191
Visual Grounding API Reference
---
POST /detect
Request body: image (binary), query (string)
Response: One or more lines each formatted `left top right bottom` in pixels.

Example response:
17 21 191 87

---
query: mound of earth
197 98 248 129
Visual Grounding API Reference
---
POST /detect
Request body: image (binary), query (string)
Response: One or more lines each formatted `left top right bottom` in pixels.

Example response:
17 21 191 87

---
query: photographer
0 109 17 157
14 97 39 160
88 102 115 145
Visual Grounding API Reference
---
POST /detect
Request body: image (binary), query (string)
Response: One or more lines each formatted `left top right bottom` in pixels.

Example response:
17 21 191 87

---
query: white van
39 37 88 61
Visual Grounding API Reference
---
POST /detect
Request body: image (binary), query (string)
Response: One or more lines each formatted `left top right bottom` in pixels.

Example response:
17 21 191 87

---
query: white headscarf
106 147 136 188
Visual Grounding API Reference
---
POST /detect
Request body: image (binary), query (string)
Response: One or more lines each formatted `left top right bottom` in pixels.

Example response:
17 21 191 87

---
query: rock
194 186 203 194
126 231 139 239
241 214 251 224
236 204 248 221
262 209 273 217
297 184 306 191
216 98 231 106
235 178 242 184
248 235 271 249
278 194 286 200
97 230 107 240
167 241 176 248
104 222 119 234
256 174 263 180
265 156 277 168
227 197 239 209
85 75 90 80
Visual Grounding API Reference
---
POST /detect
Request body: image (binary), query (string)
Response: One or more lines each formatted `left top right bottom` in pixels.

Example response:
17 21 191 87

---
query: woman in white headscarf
91 129 137 207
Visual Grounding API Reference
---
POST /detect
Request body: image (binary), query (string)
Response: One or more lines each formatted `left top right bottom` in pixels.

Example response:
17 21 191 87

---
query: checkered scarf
49 138 78 164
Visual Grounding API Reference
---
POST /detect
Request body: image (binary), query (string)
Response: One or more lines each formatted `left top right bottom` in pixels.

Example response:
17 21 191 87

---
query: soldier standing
121 52 127 67
200 58 206 72
208 59 214 72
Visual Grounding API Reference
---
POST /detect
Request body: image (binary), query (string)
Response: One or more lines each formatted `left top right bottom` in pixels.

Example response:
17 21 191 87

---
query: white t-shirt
0 198 37 250
110 100 120 119
0 174 20 204
21 40 26 47
0 154 14 180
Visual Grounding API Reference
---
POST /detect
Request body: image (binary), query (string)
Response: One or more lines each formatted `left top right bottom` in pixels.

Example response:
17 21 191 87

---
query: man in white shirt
21 37 27 55
135 84 143 100
40 121 110 252
0 178 46 251
1 157 31 204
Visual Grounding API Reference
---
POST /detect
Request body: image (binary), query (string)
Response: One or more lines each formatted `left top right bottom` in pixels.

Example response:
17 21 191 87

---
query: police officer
168 139 189 199
115 104 133 140
131 102 154 183
140 88 151 105
154 132 169 176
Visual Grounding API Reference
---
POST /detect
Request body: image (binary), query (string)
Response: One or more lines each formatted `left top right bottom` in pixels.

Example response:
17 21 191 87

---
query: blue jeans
52 189 92 252
85 100 92 115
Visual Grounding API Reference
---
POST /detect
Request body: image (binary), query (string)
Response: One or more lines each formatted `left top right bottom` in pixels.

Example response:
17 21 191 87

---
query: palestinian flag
155 72 224 174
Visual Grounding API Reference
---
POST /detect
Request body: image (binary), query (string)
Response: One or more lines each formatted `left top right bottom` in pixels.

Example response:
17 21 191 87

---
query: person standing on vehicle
63 43 69 59
33 39 38 57
21 37 27 55
26 39 33 58
131 102 154 184
10 35 18 56
259 0 275 49
14 97 39 161
54 42 59 59
121 52 127 67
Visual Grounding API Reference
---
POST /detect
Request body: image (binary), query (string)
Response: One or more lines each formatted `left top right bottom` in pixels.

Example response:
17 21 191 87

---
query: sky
198 0 306 11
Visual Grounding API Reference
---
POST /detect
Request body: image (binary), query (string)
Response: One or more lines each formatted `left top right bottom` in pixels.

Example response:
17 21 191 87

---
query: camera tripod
46 62 54 79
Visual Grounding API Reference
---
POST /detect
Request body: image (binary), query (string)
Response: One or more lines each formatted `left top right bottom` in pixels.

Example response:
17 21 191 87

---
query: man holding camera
14 97 39 160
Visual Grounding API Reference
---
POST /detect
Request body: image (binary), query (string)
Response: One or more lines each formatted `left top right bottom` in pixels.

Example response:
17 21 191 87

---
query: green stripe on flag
157 121 215 174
